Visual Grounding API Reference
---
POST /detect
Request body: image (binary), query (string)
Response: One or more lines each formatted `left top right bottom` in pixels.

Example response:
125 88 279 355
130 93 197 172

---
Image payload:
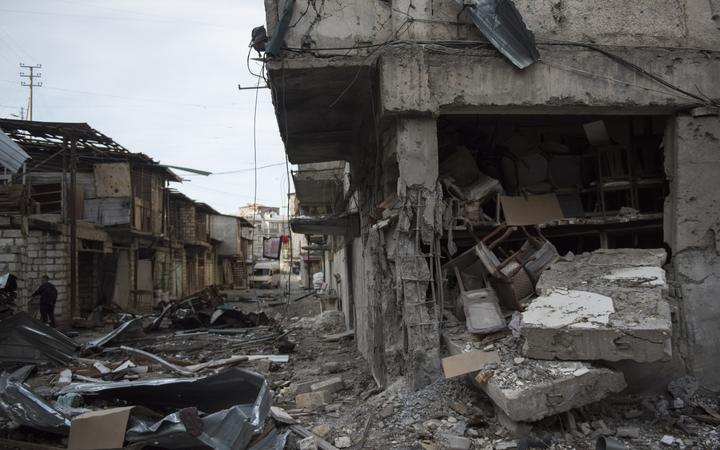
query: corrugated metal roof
0 127 30 173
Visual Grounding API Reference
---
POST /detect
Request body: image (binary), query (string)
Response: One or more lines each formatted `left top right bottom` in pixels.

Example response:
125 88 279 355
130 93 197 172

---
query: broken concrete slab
296 390 333 409
522 248 672 362
435 432 471 450
310 377 344 394
288 380 316 396
443 327 626 423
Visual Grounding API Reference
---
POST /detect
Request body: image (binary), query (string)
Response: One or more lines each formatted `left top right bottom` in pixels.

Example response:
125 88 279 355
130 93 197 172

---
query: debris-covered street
1 285 719 449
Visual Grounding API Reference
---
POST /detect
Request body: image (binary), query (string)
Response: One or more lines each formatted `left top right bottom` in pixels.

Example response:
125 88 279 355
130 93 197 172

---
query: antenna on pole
19 63 42 121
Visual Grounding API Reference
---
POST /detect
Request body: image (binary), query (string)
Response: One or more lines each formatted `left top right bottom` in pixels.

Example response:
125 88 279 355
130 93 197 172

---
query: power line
54 0 220 24
19 63 42 120
182 162 287 177
0 26 34 61
0 8 236 29
251 72 261 266
282 63 294 304
0 79 244 109
180 183 273 203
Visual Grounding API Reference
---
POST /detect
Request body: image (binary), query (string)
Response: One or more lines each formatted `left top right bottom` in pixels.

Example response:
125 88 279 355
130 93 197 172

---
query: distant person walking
32 275 57 327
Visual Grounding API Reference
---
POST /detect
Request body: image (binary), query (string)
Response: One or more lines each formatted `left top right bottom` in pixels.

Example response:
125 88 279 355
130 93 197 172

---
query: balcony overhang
290 213 360 237
267 60 373 165
293 162 345 212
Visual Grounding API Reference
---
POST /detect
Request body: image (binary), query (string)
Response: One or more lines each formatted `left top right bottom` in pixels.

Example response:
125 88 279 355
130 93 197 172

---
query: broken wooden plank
322 330 355 342
184 355 249 373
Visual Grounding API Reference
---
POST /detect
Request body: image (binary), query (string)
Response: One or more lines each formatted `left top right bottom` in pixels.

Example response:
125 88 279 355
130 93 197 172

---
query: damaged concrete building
262 0 720 420
0 119 252 326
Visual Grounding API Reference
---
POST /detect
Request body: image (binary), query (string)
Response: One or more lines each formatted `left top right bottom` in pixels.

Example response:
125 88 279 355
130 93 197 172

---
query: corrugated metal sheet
0 127 30 173
458 0 540 69
0 312 78 365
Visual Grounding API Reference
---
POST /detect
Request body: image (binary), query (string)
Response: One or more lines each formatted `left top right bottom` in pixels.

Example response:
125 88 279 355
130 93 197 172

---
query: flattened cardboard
441 350 501 379
68 406 134 450
500 194 564 226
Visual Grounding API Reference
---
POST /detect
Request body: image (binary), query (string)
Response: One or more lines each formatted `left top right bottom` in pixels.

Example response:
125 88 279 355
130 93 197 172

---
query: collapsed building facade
263 0 720 409
0 119 252 325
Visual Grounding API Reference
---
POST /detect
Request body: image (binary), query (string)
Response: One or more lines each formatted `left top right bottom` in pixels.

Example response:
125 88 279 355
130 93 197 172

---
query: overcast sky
0 0 290 215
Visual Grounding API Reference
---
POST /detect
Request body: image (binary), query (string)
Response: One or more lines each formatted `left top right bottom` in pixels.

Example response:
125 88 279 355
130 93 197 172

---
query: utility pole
19 63 42 121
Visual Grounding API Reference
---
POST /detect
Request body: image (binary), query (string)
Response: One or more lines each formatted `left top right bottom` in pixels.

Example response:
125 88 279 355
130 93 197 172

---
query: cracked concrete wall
266 0 720 58
379 44 720 115
265 0 393 52
665 113 720 391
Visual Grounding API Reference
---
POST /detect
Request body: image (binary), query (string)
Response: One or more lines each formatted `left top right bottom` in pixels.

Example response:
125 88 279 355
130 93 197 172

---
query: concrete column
395 117 439 191
666 112 720 391
393 116 442 389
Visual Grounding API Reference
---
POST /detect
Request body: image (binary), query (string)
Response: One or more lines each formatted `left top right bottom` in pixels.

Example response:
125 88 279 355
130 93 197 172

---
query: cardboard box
68 406 134 450
500 194 564 226
441 350 500 379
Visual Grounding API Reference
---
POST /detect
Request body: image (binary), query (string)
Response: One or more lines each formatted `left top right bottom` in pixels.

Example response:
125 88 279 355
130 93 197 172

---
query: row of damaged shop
435 119 674 425
0 288 305 449
0 119 255 327
290 116 675 425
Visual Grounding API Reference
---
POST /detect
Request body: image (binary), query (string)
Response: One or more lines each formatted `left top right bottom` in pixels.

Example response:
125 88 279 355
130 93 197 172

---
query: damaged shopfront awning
0 127 30 173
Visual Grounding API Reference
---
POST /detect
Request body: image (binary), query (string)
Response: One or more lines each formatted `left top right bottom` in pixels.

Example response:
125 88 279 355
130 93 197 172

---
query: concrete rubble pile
439 244 682 440
0 290 306 450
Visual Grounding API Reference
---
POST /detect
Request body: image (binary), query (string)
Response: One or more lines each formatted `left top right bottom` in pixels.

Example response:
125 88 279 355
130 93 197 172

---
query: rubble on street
0 288 718 450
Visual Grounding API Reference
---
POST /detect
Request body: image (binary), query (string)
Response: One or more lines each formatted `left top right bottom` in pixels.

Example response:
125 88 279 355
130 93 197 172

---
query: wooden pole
69 138 77 319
